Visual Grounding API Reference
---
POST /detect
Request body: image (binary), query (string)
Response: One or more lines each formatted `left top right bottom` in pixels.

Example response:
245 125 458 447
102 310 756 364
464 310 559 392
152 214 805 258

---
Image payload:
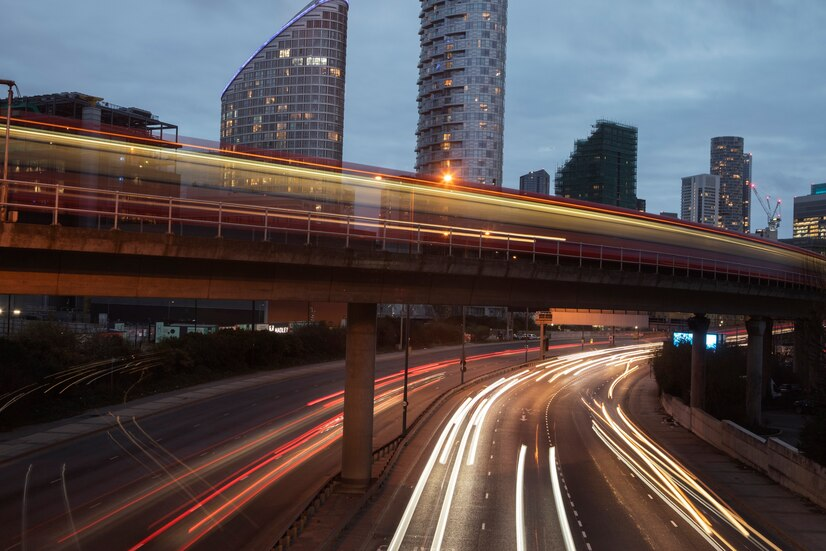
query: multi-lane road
382 344 785 551
0 335 600 550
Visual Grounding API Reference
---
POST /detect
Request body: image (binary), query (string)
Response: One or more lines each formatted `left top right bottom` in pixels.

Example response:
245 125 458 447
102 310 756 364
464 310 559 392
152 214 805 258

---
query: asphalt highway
384 344 784 551
0 334 601 550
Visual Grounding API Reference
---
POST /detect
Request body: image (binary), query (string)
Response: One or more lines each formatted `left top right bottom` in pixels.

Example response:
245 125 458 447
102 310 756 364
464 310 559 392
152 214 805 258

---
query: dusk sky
6 0 825 237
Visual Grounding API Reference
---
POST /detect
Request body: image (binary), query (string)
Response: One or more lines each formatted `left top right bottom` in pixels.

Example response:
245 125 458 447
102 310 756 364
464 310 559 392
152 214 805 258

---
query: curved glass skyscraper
220 0 348 162
416 0 508 186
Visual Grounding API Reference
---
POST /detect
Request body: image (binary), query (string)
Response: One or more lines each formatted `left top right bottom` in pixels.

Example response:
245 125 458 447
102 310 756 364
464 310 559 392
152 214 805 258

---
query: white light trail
516 444 527 551
549 446 576 551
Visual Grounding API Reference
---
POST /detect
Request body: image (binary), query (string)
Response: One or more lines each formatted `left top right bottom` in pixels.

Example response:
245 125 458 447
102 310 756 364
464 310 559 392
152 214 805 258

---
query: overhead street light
1 78 18 223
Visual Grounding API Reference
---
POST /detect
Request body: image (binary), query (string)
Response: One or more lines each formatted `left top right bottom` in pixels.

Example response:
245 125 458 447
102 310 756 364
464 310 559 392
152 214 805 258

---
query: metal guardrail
1 178 823 291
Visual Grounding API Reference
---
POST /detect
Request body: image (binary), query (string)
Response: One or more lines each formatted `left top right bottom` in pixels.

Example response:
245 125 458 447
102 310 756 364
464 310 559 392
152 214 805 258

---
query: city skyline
5 0 825 237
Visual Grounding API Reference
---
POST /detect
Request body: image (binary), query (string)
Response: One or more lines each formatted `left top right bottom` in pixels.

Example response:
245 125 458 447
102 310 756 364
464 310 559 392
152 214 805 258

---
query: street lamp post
1 79 17 223
460 306 466 384
402 304 411 435
4 295 10 337
524 307 529 363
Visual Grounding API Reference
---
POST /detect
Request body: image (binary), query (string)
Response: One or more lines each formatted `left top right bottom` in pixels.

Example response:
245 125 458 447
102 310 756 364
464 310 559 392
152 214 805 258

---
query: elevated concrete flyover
0 222 823 318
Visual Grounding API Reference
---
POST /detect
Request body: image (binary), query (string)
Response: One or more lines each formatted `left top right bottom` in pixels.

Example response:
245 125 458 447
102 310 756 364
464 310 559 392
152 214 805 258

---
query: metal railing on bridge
1 178 823 291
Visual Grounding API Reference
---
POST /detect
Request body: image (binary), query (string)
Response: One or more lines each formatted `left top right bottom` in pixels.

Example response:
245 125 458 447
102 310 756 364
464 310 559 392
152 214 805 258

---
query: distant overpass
2 121 824 489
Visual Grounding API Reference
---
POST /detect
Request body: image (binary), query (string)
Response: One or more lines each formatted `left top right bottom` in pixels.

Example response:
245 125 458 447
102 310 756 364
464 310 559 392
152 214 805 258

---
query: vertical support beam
341 303 377 491
762 317 774 401
746 316 767 427
688 314 709 410
794 316 823 390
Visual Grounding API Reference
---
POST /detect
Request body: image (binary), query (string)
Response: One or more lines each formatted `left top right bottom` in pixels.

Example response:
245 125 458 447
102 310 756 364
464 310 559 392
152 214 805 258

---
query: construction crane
749 183 781 236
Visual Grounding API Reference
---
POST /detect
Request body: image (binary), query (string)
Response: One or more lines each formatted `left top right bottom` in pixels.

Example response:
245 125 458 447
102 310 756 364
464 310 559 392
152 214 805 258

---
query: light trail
588 356 784 551
10 123 824 285
50 352 451 548
549 446 576 551
515 444 528 551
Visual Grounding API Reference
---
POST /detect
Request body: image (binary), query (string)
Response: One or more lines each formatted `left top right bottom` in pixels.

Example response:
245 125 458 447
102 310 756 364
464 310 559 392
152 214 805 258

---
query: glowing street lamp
442 173 453 184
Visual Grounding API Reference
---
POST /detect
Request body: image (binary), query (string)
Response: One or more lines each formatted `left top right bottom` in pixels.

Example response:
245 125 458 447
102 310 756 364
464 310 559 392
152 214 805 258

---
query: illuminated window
444 79 453 87
443 133 451 141
329 67 341 77
279 48 291 58
482 11 491 20
442 142 451 151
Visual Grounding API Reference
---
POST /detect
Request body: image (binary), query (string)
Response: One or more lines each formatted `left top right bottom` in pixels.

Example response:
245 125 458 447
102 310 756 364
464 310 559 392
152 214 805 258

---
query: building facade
519 169 550 195
793 183 826 239
415 0 508 186
220 0 348 161
710 136 751 233
555 120 642 210
680 173 720 226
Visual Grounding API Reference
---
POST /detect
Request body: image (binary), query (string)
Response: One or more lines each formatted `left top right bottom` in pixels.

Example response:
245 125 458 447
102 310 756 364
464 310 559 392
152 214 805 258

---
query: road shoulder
624 370 826 551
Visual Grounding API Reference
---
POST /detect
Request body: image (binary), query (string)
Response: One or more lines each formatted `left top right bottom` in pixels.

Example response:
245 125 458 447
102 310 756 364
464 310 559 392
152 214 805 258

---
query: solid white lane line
387 396 474 551
516 444 528 551
432 397 491 551
550 447 577 551
671 520 678 527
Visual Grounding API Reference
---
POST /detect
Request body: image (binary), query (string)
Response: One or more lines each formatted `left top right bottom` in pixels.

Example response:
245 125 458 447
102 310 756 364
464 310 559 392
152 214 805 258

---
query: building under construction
555 120 644 211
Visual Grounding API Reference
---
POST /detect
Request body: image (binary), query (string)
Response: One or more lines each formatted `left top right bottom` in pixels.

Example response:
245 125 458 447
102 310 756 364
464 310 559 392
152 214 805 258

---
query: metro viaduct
1 222 824 490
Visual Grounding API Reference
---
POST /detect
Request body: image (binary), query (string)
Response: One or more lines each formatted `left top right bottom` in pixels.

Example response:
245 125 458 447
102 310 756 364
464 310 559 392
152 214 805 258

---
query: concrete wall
661 393 826 510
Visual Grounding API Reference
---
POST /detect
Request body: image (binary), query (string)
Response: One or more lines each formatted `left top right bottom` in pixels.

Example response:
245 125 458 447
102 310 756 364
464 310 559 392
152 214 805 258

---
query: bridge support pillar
688 314 709 410
340 302 377 491
746 316 768 427
794 316 822 390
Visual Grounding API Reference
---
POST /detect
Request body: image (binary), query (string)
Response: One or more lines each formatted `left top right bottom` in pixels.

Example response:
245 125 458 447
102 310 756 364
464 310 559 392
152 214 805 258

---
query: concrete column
340 303 377 491
688 314 710 410
746 317 767 427
794 316 824 390
762 317 774 400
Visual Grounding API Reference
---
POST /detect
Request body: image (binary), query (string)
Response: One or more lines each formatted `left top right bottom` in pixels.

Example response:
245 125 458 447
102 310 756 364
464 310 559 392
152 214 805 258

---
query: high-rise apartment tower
220 0 348 161
416 0 508 186
519 169 550 195
555 120 642 210
710 136 751 233
681 174 720 226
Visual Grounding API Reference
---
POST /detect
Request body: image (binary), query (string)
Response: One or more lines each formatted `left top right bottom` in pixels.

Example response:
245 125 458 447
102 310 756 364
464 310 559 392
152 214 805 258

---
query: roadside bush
467 324 491 343
652 341 691 402
411 321 461 348
652 340 748 424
